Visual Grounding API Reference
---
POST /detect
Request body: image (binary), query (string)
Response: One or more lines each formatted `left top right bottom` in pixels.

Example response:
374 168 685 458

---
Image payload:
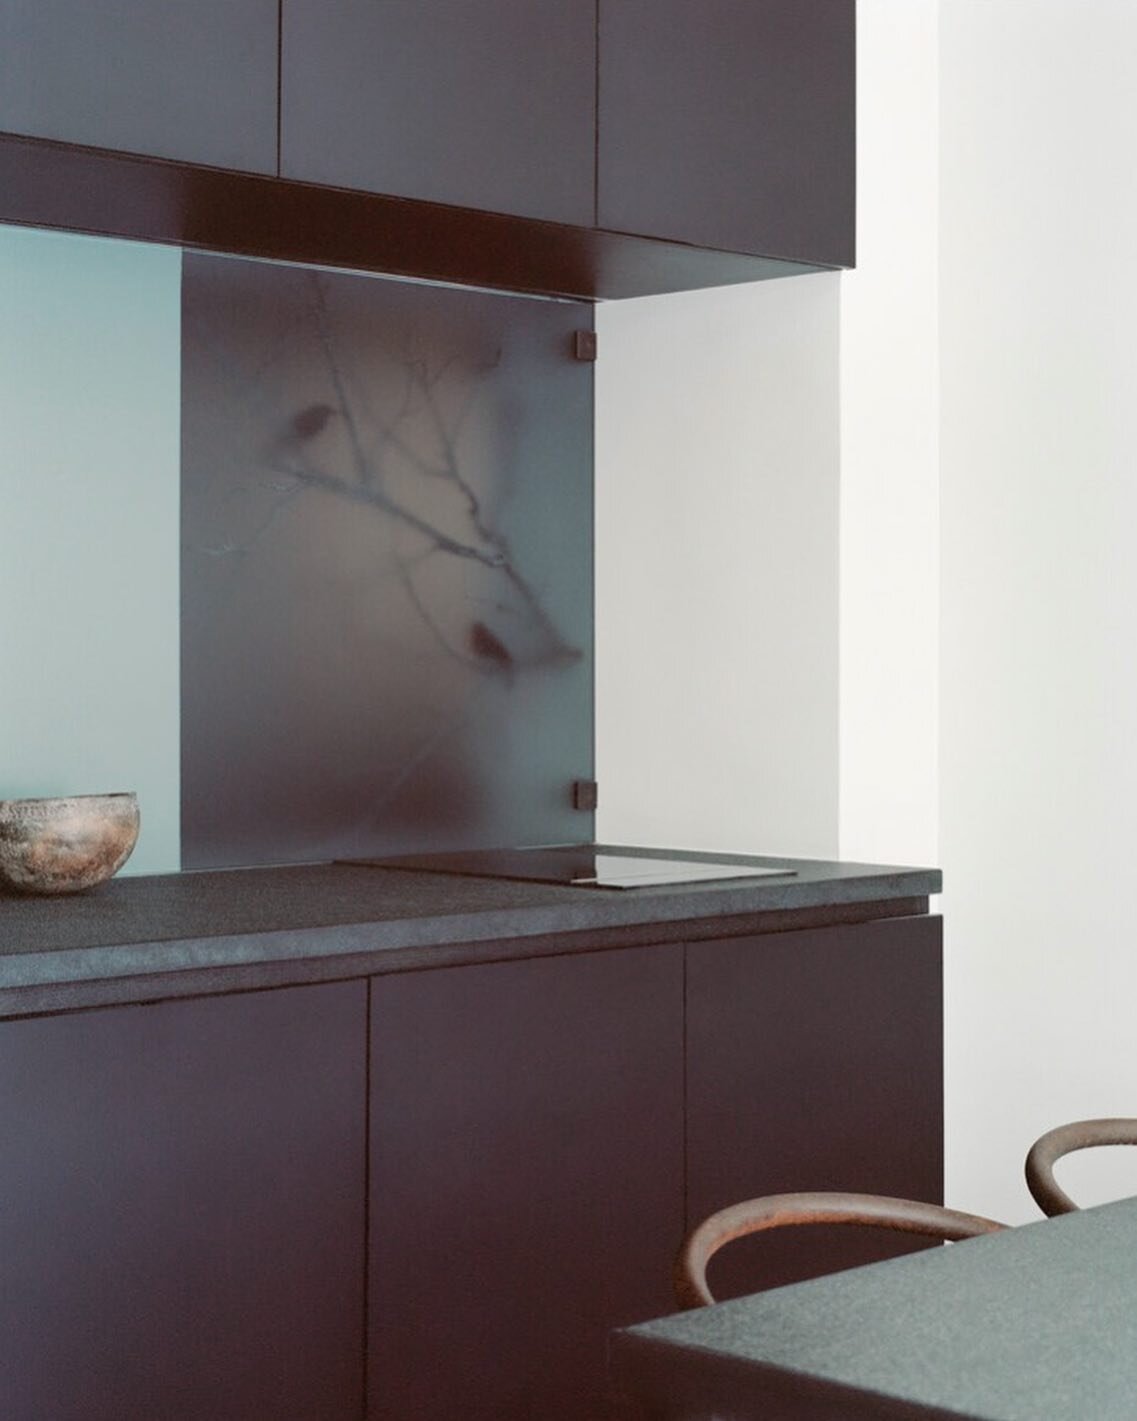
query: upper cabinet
0 0 855 296
0 0 277 174
598 0 856 268
280 0 596 227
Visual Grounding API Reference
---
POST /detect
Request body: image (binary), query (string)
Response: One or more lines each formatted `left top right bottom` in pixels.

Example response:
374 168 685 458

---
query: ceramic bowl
0 792 140 895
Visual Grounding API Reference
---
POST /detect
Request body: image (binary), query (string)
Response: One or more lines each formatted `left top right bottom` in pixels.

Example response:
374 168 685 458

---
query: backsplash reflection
181 254 593 868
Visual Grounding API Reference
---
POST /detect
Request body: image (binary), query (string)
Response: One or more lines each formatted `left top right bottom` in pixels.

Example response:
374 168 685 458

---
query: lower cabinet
0 981 367 1421
0 912 942 1420
687 915 944 1299
367 945 686 1421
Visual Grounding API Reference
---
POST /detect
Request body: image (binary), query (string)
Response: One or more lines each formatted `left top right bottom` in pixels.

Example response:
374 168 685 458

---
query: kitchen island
0 850 941 1421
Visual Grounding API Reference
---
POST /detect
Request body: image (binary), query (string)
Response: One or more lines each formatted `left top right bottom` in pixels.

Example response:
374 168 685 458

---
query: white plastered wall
838 0 940 871
595 274 840 859
595 1 939 876
939 0 1137 1220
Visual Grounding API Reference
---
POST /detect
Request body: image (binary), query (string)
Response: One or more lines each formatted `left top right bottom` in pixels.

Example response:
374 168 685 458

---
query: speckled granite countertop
611 1196 1137 1421
0 846 939 1018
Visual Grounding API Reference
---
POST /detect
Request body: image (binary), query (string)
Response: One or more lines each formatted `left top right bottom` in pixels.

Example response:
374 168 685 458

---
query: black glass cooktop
346 844 797 890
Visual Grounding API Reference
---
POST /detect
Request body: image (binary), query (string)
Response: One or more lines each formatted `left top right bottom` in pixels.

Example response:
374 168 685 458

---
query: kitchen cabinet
0 0 854 296
280 0 596 226
598 0 856 267
0 862 940 1421
686 915 943 1300
368 945 685 1421
364 917 940 1421
0 0 277 174
0 981 367 1421
281 0 853 261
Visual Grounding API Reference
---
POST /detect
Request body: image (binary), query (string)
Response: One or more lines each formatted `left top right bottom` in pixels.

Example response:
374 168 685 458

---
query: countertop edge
607 1329 960 1421
0 860 941 1019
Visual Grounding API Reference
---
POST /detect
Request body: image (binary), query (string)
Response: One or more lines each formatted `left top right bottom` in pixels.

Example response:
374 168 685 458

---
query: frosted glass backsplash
179 254 594 867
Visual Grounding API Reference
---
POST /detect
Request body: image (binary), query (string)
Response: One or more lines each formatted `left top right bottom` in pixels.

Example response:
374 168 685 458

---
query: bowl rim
0 791 138 808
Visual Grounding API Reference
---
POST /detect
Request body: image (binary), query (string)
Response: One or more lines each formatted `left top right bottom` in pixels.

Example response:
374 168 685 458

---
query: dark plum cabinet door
368 944 685 1421
0 0 278 173
687 915 943 1301
598 0 855 266
0 982 367 1421
281 0 596 226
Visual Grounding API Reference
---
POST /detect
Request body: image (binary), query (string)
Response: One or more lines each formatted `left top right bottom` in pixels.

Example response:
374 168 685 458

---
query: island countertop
610 1195 1137 1421
0 846 939 1018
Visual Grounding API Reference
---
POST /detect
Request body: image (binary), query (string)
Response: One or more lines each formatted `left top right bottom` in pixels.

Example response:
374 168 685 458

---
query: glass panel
180 253 594 868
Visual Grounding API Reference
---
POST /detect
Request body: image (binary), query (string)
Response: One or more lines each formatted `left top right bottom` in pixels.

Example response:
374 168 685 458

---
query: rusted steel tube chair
674 1192 1007 1310
1025 1118 1137 1217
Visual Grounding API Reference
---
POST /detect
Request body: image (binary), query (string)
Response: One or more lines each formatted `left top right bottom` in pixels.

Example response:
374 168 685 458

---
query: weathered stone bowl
0 792 140 895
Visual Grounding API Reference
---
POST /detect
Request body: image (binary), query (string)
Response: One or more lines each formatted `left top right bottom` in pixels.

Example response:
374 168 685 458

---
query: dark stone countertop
0 846 939 1018
611 1195 1137 1421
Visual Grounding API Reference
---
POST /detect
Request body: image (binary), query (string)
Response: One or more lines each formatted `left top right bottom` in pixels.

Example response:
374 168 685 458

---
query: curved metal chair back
675 1191 1007 1309
1025 1118 1137 1216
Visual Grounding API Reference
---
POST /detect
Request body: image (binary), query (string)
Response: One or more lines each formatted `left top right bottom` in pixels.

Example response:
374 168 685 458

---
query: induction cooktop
346 844 797 889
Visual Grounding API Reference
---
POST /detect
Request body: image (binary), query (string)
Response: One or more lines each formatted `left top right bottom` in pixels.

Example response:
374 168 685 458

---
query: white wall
940 0 1137 1220
596 0 940 872
595 274 840 858
839 0 940 869
0 226 182 873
